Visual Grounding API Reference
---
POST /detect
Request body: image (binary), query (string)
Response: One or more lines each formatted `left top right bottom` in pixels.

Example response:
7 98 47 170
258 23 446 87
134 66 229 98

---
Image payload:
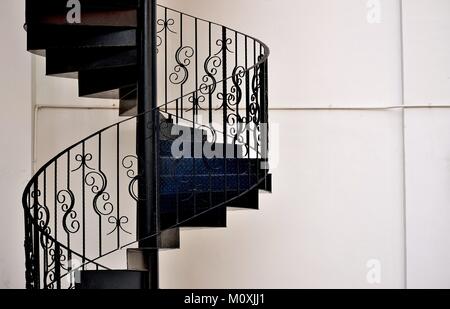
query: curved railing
23 4 270 289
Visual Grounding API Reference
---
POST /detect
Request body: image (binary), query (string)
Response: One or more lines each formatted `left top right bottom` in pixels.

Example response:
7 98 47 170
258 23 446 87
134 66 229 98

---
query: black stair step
200 188 260 210
27 25 136 53
227 187 260 210
126 228 180 254
126 229 179 272
119 87 137 116
78 65 137 98
259 173 272 193
127 247 173 271
46 47 136 76
160 204 227 229
159 189 260 229
76 270 147 289
26 0 137 28
160 158 258 176
160 139 243 158
26 0 138 13
161 188 260 215
160 174 258 195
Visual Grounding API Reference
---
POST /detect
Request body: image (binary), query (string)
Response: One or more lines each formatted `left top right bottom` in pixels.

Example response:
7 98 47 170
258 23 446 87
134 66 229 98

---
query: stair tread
27 8 137 28
46 47 136 75
27 0 138 11
27 25 136 52
76 270 147 290
161 204 227 229
161 187 259 209
78 65 137 97
119 87 138 116
160 157 259 176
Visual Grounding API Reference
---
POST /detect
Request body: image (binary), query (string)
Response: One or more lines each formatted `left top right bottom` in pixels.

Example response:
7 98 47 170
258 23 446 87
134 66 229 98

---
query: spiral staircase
22 0 270 289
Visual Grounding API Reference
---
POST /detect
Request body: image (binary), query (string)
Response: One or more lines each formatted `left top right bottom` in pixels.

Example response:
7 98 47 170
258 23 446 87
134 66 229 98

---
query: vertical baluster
234 31 239 145
180 12 184 118
176 98 179 123
24 192 34 289
264 58 270 176
66 150 72 288
54 161 58 244
54 160 60 287
245 37 251 180
193 18 198 214
207 23 213 207
235 31 240 193
195 18 199 119
208 22 213 125
81 142 86 270
54 242 61 289
97 134 102 263
222 26 228 201
32 180 40 289
253 40 259 183
24 191 31 288
260 50 268 176
116 124 120 248
164 7 168 113
42 171 48 289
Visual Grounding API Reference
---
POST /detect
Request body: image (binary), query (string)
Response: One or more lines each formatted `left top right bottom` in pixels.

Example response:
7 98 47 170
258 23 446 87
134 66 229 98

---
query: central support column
136 0 160 289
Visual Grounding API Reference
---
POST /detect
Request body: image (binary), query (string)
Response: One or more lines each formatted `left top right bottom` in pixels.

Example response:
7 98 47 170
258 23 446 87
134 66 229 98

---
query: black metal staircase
22 0 271 289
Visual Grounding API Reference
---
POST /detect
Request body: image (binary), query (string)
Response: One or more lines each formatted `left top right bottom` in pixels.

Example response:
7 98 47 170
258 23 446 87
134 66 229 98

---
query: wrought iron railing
23 4 270 289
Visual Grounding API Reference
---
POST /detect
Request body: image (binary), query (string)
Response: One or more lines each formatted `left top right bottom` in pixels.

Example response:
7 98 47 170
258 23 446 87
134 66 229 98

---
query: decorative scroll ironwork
85 169 114 217
215 37 234 55
170 46 195 85
57 189 79 235
156 16 176 53
71 153 94 172
200 55 222 95
122 155 142 202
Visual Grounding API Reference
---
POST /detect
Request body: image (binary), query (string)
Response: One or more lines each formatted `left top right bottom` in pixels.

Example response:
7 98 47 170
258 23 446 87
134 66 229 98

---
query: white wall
403 0 450 106
0 0 32 288
405 109 450 289
25 0 450 289
403 0 450 289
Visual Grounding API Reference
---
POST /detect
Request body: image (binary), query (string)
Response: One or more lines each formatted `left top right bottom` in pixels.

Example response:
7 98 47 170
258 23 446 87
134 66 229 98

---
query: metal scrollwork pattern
85 170 114 217
156 17 176 53
122 155 142 202
215 37 234 55
57 189 80 235
249 58 263 124
71 153 94 172
200 55 222 95
170 46 195 85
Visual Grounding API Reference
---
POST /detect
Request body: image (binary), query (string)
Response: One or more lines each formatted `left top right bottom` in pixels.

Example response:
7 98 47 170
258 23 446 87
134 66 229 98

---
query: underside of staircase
22 0 270 289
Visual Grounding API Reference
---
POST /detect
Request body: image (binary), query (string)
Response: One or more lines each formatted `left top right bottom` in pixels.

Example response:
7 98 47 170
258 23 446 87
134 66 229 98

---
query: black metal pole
137 0 159 289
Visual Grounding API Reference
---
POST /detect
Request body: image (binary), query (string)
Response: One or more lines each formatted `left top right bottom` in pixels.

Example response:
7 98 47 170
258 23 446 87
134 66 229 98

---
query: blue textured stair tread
160 157 259 176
